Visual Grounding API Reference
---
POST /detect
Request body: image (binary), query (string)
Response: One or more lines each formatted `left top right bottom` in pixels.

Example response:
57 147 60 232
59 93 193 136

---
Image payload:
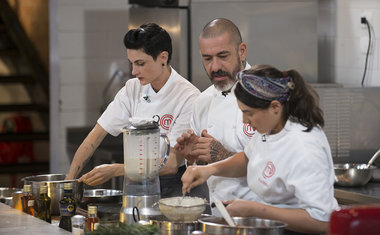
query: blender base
120 194 161 224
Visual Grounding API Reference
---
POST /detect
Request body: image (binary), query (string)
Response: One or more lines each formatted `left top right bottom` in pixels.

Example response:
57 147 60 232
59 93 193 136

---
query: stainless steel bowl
21 174 83 215
82 189 122 204
0 187 22 207
334 163 377 187
149 215 200 235
198 216 287 235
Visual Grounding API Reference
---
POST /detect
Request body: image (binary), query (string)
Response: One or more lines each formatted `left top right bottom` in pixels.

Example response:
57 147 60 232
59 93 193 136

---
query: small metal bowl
158 196 207 222
0 187 22 207
334 163 377 187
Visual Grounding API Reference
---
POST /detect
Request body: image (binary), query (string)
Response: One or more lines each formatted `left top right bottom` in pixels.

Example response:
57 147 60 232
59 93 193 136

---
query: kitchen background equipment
0 187 21 207
157 196 207 222
120 117 170 224
334 164 377 187
334 148 380 187
198 216 287 235
81 189 122 205
149 215 201 235
21 174 83 215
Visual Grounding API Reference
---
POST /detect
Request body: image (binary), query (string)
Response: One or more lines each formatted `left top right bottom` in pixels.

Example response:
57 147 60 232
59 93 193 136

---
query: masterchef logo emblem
160 114 173 130
243 123 255 137
262 161 276 179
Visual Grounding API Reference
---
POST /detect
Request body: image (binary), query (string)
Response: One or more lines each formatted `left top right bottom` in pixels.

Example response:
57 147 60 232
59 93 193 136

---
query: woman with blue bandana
181 65 339 234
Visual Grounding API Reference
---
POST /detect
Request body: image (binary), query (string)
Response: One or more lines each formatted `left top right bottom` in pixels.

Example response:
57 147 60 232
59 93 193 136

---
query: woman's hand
78 164 123 186
224 199 254 217
174 129 200 163
224 199 329 234
181 165 213 194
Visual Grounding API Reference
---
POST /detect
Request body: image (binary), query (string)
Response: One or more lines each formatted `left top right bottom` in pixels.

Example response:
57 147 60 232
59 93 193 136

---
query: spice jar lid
71 215 86 225
88 205 97 215
23 184 32 192
39 185 48 193
63 182 73 190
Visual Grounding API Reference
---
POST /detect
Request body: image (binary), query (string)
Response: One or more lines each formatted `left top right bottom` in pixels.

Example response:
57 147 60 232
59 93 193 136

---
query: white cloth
98 67 200 147
190 64 260 216
244 120 339 222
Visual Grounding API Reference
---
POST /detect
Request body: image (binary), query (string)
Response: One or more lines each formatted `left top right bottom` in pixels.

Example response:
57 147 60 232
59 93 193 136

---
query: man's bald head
201 18 242 49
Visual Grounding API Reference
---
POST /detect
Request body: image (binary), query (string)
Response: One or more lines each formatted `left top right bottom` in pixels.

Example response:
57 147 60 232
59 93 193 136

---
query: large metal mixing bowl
22 174 83 215
198 216 287 235
334 164 377 187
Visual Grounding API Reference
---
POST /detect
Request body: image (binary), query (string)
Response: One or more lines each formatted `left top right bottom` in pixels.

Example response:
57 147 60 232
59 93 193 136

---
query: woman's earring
162 63 165 66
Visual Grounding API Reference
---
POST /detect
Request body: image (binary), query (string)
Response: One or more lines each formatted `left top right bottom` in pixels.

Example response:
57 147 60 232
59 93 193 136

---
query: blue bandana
237 70 294 102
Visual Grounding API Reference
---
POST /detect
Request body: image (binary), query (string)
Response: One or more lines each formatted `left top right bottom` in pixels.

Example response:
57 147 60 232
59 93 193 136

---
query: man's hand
192 129 235 163
78 164 123 186
174 129 200 163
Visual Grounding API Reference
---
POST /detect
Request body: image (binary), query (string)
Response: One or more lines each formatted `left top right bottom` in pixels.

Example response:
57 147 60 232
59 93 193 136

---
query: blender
120 117 170 224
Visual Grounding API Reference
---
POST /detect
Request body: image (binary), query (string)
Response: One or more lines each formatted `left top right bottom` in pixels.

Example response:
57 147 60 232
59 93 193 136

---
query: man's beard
208 59 242 92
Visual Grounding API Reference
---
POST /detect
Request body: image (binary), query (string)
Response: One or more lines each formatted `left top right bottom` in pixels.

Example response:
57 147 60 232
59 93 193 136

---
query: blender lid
122 117 159 131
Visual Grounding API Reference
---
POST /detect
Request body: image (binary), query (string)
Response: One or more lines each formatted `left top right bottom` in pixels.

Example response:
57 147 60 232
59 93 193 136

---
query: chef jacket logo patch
243 123 255 137
160 114 173 131
262 161 276 179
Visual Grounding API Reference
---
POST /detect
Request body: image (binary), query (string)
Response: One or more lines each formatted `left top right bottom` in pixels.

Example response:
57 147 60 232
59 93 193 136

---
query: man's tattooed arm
209 139 235 163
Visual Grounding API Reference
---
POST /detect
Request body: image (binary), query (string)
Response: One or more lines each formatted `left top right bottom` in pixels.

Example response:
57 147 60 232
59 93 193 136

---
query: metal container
149 215 200 235
12 191 24 211
0 187 21 207
334 164 377 187
82 189 122 204
21 174 83 215
198 216 287 235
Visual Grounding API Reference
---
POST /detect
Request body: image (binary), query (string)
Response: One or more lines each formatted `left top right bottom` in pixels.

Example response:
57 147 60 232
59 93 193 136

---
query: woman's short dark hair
234 65 324 131
123 23 172 63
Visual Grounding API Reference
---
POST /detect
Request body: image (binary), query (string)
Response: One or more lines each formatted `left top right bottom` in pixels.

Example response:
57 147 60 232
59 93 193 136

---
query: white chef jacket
244 120 339 222
190 64 260 215
98 67 200 147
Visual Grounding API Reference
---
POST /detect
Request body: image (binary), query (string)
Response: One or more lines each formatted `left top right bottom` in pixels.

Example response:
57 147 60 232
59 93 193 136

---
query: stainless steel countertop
334 182 380 205
0 203 71 235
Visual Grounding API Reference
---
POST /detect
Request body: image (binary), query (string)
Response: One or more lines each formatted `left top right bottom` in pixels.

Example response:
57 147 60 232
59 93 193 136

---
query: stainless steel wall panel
315 87 380 166
191 0 318 91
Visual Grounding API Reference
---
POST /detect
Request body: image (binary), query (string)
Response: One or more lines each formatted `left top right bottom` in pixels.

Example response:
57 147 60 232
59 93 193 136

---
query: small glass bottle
21 184 35 216
71 215 86 235
85 205 99 231
59 182 76 232
35 185 51 223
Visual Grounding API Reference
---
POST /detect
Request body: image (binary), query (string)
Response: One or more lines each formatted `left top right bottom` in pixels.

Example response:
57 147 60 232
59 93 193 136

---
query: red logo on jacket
262 161 276 179
243 123 255 137
160 114 173 130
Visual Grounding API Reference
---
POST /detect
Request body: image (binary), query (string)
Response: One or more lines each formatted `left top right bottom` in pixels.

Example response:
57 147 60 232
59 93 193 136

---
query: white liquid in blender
124 157 160 182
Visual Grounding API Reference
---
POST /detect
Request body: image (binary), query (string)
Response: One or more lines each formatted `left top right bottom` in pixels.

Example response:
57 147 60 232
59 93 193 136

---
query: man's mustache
211 70 231 79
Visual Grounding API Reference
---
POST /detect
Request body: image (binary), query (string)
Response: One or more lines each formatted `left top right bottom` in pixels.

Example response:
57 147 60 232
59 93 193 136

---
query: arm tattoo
209 140 235 163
